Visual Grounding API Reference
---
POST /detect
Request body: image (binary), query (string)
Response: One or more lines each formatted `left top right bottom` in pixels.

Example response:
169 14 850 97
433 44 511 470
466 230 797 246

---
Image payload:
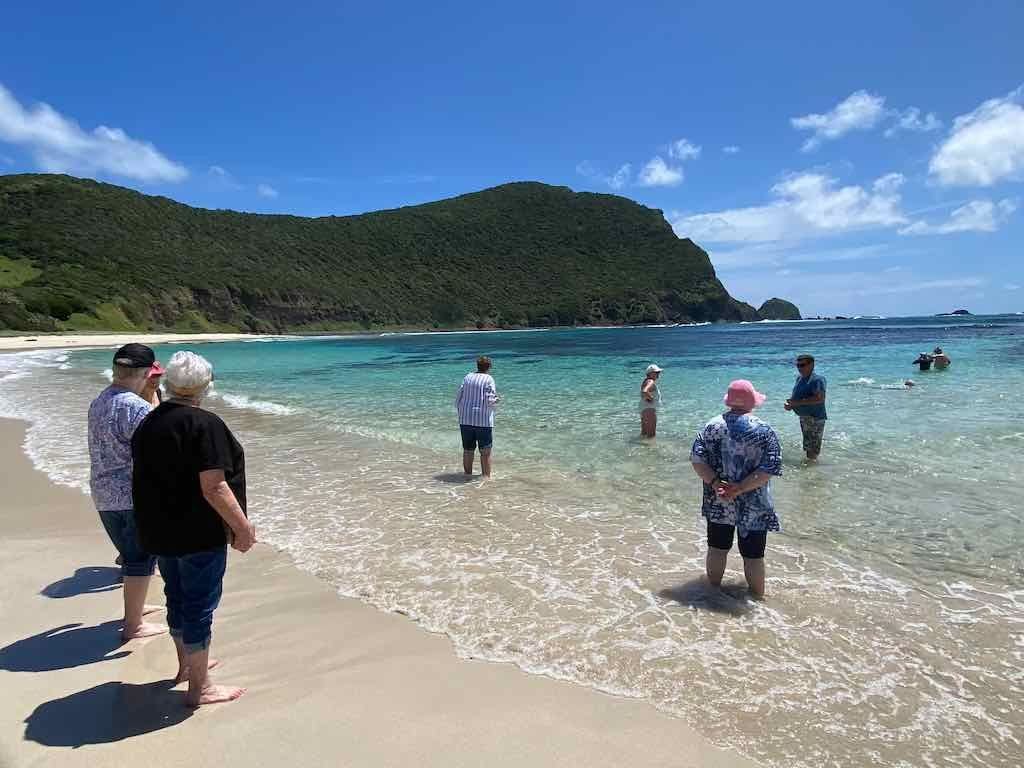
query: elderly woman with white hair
132 351 256 707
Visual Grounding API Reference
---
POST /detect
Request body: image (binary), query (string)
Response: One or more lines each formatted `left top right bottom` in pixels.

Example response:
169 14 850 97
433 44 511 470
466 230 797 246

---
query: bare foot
175 658 221 684
122 621 168 641
143 604 165 616
187 683 246 707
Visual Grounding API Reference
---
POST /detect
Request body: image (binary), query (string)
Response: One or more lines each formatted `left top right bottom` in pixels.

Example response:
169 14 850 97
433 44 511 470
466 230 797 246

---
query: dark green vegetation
1 174 781 332
758 298 802 321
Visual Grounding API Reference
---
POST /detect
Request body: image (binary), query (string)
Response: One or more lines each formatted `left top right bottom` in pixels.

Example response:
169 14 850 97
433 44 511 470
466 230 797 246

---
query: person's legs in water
477 427 494 477
738 530 768 597
98 509 165 640
799 416 825 461
640 409 657 438
705 521 733 586
177 547 244 707
460 425 476 475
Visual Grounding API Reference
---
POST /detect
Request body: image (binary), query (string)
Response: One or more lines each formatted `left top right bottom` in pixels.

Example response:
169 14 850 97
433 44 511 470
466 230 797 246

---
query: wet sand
0 417 758 768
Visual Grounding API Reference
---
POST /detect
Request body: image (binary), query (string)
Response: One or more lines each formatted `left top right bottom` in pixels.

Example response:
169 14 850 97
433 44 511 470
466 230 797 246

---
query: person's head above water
476 356 492 373
723 379 766 413
933 347 944 355
645 363 663 379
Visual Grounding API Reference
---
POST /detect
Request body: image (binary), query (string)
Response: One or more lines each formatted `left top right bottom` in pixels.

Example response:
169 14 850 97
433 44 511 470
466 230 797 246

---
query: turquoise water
2 315 1022 768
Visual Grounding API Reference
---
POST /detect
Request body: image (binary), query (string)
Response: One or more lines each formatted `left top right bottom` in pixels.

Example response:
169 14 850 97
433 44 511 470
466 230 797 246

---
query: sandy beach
0 416 758 768
0 333 274 352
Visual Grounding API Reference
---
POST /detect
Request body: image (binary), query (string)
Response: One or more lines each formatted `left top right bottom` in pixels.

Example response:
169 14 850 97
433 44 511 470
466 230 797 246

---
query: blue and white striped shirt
455 372 498 427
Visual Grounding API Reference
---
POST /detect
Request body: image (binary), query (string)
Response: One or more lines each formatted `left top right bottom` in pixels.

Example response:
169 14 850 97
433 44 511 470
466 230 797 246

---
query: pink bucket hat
724 379 767 412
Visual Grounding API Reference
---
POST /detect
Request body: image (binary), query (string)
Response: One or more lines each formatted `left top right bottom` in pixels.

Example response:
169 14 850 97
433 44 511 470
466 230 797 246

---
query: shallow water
2 316 1022 768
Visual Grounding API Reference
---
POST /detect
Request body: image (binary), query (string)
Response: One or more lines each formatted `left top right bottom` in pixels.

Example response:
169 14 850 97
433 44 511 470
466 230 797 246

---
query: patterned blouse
88 385 152 511
690 411 783 533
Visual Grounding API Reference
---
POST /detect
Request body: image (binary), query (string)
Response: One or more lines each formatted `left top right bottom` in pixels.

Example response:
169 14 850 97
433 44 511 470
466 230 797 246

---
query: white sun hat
646 364 663 374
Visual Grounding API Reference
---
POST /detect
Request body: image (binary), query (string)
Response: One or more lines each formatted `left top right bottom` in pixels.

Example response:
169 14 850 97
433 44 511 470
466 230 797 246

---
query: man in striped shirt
455 356 499 477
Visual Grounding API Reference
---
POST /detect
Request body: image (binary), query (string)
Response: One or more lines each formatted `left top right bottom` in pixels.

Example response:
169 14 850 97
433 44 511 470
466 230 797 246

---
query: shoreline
0 332 277 352
0 416 760 767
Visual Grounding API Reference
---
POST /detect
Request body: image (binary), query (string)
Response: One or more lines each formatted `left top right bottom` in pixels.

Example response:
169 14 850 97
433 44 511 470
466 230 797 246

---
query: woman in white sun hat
639 364 663 437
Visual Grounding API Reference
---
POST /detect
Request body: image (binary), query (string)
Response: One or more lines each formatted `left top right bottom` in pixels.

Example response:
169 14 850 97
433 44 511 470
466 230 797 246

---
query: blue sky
1 1 1022 316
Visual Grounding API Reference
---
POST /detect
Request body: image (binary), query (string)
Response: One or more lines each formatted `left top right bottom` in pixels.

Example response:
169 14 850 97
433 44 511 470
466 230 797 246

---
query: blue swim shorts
460 424 493 451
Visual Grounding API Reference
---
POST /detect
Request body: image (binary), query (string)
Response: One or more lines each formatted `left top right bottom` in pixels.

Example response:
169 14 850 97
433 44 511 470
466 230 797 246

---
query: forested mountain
0 174 778 332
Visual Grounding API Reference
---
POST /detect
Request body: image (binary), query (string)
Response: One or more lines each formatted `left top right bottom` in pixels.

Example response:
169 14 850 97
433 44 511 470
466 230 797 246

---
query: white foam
217 392 297 416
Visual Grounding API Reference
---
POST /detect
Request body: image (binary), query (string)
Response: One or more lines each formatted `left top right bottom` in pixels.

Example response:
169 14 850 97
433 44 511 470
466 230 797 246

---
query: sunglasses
795 361 811 368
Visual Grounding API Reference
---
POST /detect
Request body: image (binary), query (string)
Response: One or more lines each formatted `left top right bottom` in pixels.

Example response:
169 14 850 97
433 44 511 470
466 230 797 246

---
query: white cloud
607 163 631 190
0 83 187 183
637 156 683 187
722 145 741 154
791 90 887 152
672 172 906 243
667 138 701 161
576 160 632 190
900 198 1017 235
208 164 243 190
256 183 278 198
1005 283 1021 290
929 86 1024 187
885 107 942 137
709 242 891 270
858 276 986 295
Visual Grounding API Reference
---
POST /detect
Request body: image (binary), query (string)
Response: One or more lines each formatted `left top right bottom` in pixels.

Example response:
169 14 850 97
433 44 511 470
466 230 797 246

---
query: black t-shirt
132 402 247 556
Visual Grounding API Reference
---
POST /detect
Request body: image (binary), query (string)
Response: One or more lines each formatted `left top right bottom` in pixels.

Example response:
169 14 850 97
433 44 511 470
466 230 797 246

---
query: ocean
1 315 1022 768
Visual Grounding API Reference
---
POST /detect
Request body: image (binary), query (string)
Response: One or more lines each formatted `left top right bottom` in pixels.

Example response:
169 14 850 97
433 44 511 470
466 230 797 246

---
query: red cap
147 362 165 378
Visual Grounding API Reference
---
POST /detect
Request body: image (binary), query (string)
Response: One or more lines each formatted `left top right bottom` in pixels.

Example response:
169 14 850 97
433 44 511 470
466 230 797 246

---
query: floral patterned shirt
690 411 782 533
88 385 152 511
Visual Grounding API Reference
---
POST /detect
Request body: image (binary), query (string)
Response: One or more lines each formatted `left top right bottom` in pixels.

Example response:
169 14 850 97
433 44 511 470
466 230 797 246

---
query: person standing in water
690 380 782 598
913 352 934 371
784 354 827 461
932 347 951 369
455 356 499 477
639 364 663 438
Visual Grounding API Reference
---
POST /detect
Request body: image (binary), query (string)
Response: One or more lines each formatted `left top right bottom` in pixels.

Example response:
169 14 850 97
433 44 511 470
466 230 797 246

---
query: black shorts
707 521 767 559
460 424 493 451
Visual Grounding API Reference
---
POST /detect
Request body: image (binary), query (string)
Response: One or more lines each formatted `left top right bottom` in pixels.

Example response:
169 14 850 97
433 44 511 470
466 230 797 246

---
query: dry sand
0 417 759 768
0 333 274 352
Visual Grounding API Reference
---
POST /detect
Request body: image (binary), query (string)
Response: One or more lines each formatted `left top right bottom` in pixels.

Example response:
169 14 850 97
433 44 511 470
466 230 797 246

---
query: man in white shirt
455 356 499 477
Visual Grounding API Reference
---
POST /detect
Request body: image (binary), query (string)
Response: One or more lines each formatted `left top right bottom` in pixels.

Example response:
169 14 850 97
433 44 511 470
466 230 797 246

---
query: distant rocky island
757 298 802 321
0 174 798 332
935 309 972 316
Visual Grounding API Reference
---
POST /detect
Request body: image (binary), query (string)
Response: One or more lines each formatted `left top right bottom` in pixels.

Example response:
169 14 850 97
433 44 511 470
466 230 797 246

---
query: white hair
112 364 149 384
164 351 214 399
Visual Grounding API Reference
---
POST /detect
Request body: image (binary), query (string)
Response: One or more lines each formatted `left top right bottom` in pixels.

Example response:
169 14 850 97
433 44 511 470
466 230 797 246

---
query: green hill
0 174 760 332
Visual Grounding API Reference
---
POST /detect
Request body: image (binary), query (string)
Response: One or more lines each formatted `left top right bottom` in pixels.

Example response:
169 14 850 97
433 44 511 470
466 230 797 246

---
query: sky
1 1 1023 317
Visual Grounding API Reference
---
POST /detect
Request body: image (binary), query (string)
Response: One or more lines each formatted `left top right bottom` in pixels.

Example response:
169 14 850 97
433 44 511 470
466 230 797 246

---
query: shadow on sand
24 680 191 747
42 566 121 598
0 621 129 672
657 578 757 618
